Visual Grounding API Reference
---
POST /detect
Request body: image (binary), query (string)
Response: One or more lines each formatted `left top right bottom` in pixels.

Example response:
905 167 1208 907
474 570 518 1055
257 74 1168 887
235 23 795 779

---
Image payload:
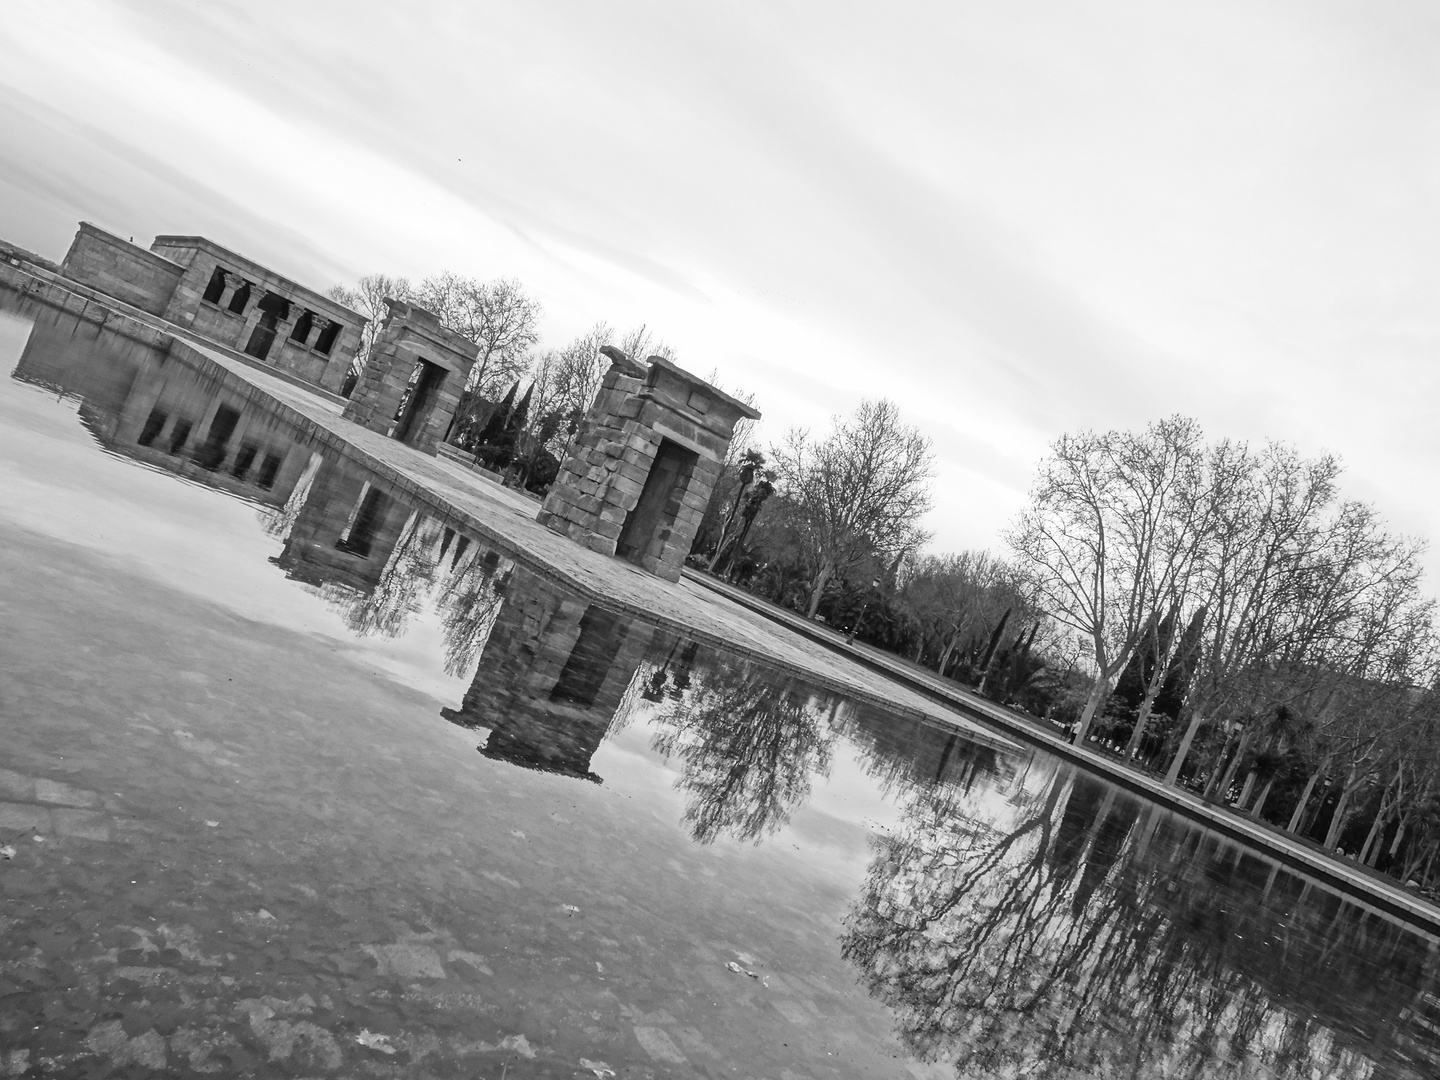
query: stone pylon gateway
537 347 760 583
341 298 479 455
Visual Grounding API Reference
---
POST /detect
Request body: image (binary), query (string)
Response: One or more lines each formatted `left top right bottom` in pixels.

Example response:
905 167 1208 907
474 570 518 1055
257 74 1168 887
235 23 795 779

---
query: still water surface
1 291 1437 1078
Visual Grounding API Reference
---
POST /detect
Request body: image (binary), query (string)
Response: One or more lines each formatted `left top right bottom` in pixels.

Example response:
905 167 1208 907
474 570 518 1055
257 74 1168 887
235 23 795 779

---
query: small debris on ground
580 1059 616 1078
355 1029 396 1054
725 961 760 978
563 904 580 916
31 835 44 843
0 845 14 860
498 1033 536 1058
205 820 219 827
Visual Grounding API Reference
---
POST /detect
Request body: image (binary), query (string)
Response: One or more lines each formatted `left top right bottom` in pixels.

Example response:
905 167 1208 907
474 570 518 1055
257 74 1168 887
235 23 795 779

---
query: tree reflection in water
840 758 1432 1079
649 662 838 844
435 539 505 676
327 512 447 638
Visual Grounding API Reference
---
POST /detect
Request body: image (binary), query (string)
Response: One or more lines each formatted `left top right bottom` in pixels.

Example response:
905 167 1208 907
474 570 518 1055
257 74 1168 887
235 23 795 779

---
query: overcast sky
2 0 1437 578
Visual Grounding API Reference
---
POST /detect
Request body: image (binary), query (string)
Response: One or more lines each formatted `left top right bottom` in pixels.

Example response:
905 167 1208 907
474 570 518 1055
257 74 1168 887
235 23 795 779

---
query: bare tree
412 273 542 398
649 666 836 844
616 323 677 365
326 274 414 388
1007 417 1213 743
545 322 615 447
772 399 935 618
903 551 1017 674
328 271 540 400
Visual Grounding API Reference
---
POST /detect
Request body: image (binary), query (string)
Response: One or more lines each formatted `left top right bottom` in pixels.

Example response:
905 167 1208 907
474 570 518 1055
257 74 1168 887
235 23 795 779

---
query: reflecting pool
2 290 1437 1078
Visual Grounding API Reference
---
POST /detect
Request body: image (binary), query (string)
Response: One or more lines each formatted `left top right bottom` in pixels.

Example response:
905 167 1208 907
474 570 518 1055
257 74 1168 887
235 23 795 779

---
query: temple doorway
616 438 699 565
390 359 447 446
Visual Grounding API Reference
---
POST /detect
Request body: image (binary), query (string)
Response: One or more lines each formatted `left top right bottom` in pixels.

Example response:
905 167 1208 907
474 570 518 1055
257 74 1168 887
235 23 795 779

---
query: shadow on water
8 290 1440 1077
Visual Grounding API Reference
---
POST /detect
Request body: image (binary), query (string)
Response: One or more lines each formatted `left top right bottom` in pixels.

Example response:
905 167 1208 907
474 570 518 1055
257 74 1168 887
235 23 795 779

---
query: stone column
271 304 302 363
114 369 169 446
267 445 314 504
216 272 239 309
318 321 360 393
235 294 268 353
291 310 317 349
192 395 226 449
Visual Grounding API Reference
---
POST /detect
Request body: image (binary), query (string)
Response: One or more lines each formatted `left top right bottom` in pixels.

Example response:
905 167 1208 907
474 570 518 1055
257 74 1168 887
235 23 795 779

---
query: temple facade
538 348 760 582
340 298 479 456
44 221 767 585
59 222 366 393
273 458 414 594
442 565 667 781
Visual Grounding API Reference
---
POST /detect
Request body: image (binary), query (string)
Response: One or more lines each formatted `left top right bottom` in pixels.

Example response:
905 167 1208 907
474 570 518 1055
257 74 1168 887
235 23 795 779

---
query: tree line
691 411 1439 892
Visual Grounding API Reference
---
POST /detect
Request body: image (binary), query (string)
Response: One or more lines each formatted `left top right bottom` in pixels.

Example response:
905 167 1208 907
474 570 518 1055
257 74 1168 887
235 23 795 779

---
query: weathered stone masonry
341 298 479 456
538 348 760 583
59 222 366 393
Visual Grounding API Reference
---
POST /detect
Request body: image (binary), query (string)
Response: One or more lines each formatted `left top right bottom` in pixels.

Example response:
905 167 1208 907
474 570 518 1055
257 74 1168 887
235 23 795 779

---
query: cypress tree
474 381 518 449
473 381 520 469
507 383 534 438
975 608 1012 693
1154 605 1207 720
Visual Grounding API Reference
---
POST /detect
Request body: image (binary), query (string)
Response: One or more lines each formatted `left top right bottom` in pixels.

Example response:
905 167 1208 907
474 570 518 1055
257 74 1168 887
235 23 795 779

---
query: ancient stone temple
537 348 760 582
58 223 366 393
341 298 479 455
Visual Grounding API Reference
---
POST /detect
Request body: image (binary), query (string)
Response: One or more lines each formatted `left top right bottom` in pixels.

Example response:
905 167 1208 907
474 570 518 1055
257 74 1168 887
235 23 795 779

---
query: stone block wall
538 350 759 583
342 299 478 456
52 222 367 394
153 236 366 393
59 223 185 317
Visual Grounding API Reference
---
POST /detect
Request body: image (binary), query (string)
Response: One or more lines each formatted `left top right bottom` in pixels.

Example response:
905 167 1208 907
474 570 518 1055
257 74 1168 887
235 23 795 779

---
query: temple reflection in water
443 565 665 780
13 304 312 505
